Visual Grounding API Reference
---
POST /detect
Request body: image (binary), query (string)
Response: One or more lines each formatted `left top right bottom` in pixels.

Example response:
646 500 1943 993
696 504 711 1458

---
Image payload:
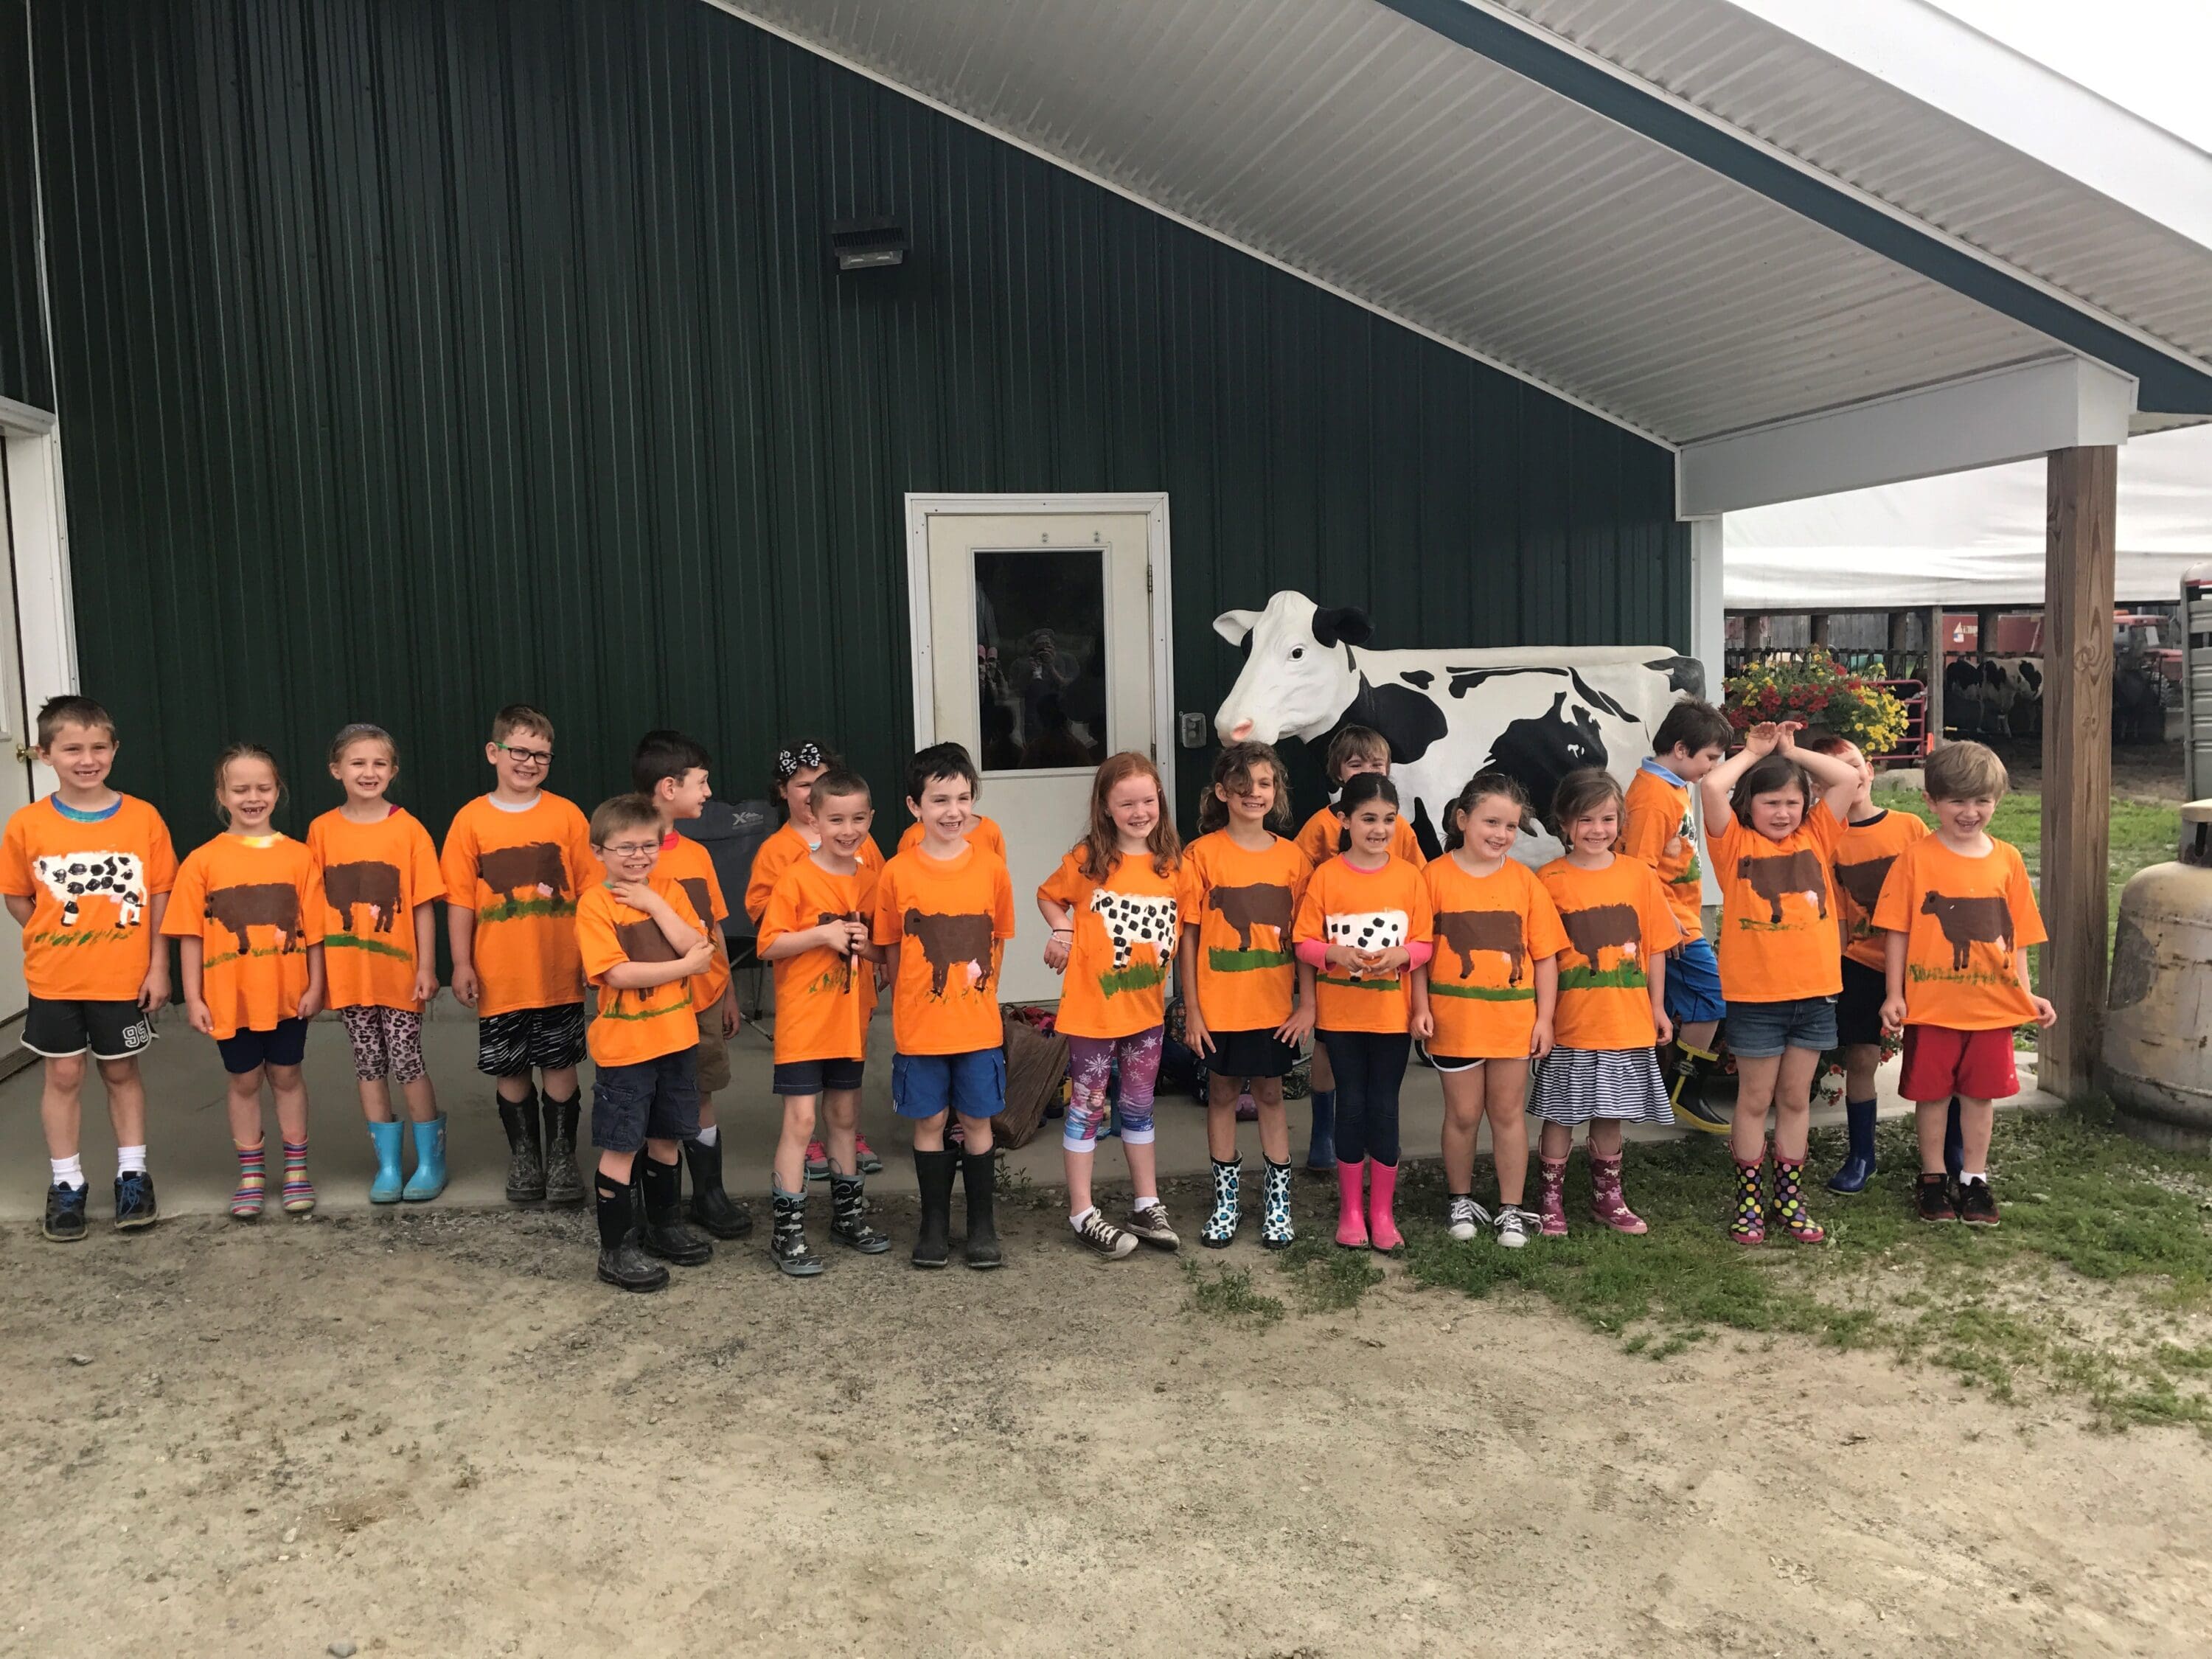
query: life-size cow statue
1213 591 1702 869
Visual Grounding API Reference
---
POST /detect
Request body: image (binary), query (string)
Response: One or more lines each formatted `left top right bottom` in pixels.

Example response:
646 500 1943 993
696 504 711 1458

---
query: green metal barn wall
1 0 49 411
25 0 1686 844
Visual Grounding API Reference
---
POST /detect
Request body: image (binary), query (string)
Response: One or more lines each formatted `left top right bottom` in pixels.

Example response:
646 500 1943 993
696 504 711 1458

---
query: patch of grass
1181 1258 1284 1326
1208 945 1293 973
479 895 577 925
1096 961 1167 1000
1273 1233 1386 1312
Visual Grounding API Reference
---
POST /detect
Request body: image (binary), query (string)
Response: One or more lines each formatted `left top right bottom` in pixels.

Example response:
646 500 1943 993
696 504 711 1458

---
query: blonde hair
1924 740 2008 802
330 723 397 767
212 742 284 820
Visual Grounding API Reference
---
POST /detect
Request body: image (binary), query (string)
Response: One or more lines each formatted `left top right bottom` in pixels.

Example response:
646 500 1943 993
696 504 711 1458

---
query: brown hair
1442 769 1529 851
1651 699 1733 759
1728 753 1812 830
1323 725 1390 782
36 695 116 748
212 742 284 820
588 793 662 847
330 723 397 767
1548 767 1624 835
1197 740 1292 835
1077 751 1181 880
810 765 872 808
1924 740 2008 802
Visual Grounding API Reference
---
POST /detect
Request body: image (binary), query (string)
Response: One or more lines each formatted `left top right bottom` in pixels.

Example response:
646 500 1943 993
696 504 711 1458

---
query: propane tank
2103 801 2212 1152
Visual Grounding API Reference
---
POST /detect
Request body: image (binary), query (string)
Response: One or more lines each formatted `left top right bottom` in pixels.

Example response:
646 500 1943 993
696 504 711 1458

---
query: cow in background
1212 591 1700 869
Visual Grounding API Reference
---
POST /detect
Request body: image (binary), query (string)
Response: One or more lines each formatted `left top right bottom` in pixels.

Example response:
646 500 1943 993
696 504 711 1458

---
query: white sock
52 1155 85 1190
1961 1171 1987 1186
1069 1206 1098 1231
695 1124 718 1148
117 1144 148 1175
1133 1193 1159 1211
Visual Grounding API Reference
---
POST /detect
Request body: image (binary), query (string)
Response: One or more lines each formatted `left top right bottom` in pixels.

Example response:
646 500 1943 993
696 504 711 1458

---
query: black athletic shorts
476 1003 587 1077
21 995 155 1062
1205 1027 1299 1081
1836 957 1888 1049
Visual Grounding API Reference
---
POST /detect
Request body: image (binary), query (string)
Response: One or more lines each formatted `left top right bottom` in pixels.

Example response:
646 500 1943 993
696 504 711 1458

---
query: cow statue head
1213 591 1374 745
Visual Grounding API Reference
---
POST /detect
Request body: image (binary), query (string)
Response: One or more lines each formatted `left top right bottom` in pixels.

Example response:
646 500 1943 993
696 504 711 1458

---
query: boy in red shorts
1874 741 2055 1225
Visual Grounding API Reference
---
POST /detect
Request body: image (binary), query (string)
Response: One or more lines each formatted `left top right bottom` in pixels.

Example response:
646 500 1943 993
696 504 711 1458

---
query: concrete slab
0 1005 2059 1220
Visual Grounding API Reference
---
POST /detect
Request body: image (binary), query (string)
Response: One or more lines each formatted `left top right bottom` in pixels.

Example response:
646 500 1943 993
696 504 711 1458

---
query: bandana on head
775 742 825 781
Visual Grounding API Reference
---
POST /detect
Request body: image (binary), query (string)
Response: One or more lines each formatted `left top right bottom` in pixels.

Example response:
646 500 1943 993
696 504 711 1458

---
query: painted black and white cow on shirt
32 851 147 929
1089 889 1180 974
1213 591 1701 869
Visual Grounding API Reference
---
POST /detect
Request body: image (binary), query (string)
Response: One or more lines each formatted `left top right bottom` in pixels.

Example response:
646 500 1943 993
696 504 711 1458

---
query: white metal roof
711 0 2212 499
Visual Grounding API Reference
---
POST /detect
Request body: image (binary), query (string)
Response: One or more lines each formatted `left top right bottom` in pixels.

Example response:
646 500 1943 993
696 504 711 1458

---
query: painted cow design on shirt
206 883 306 956
1559 904 1640 967
1435 909 1526 985
1088 889 1179 973
1324 909 1408 957
32 851 145 929
1207 881 1295 953
1737 849 1829 925
614 917 682 964
1921 891 2014 971
478 841 569 905
1831 855 1898 917
323 860 403 933
1212 591 1699 868
905 909 997 998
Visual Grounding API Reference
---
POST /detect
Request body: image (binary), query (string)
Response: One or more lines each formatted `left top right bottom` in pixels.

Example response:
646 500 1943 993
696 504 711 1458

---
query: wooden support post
1888 610 1910 653
1924 606 1944 745
2040 445 2117 1100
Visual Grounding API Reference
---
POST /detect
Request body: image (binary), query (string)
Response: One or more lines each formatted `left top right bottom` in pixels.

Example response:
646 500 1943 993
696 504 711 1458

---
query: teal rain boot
367 1120 405 1205
403 1115 448 1202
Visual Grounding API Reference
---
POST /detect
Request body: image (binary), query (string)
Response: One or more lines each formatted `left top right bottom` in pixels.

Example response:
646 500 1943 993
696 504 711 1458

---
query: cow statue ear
1213 609 1261 647
1310 606 1373 650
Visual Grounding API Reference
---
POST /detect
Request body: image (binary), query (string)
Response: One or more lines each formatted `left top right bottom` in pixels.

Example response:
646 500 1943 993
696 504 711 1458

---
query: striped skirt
1530 1046 1674 1127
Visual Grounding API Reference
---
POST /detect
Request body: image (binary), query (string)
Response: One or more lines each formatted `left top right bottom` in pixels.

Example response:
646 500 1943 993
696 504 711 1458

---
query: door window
973 548 1107 771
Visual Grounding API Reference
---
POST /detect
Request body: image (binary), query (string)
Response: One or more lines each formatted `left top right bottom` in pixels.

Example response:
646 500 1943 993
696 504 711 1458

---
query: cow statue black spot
1212 590 1701 869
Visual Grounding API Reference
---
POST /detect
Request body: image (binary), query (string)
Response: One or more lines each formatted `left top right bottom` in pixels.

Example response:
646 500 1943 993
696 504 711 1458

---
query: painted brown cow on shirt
1435 909 1527 985
614 917 682 964
323 860 403 933
479 841 569 905
1921 892 2014 971
1738 849 1829 925
206 883 305 956
1559 903 1640 968
905 909 997 998
1831 855 1898 917
1207 882 1295 954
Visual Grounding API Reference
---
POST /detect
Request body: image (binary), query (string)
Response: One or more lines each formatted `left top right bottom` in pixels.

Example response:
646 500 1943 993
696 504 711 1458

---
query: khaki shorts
694 1009 731 1094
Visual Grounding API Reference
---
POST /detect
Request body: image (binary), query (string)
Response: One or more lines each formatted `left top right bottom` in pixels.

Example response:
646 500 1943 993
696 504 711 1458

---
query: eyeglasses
601 841 659 858
495 743 552 766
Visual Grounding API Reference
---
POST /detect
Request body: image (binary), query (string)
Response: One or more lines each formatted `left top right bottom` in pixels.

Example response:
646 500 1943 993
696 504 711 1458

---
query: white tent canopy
1724 425 2212 609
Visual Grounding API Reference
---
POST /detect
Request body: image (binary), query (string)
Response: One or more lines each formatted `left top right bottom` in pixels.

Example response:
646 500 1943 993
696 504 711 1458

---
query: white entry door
908 495 1172 1006
0 452 38 1036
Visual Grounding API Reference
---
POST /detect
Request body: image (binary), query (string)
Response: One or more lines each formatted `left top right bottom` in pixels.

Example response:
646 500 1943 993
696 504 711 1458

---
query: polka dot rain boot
1729 1150 1767 1245
1259 1158 1295 1251
1200 1157 1242 1249
1770 1153 1826 1245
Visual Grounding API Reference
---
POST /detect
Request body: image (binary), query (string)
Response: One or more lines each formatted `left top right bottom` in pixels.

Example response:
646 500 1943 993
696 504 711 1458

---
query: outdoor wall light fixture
830 217 908 272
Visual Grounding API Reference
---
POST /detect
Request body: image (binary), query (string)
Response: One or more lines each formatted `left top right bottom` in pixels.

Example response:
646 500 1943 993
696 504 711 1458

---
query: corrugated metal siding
1 0 50 411
30 0 1683 842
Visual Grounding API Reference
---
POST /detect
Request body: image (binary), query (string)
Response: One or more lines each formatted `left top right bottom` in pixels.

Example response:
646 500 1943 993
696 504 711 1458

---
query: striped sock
232 1141 266 1217
281 1138 315 1214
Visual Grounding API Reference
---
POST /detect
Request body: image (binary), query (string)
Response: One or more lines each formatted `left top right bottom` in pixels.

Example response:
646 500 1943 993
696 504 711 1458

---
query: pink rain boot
1587 1151 1646 1235
1335 1158 1369 1249
1536 1155 1569 1239
1367 1161 1403 1254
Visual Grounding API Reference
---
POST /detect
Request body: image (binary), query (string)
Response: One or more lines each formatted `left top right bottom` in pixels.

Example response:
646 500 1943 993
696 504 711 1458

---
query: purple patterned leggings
1062 1026 1164 1152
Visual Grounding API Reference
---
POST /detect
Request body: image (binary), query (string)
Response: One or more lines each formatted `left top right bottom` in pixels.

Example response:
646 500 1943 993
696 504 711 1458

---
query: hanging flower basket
1725 648 1912 757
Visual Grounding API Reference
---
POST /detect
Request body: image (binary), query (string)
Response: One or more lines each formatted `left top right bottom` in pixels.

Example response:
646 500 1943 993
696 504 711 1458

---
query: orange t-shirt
897 815 1006 860
1038 847 1180 1040
1620 765 1705 943
1871 837 2047 1030
1711 801 1846 1003
440 793 599 1017
1293 855 1433 1036
1295 805 1425 869
1537 856 1680 1051
655 832 731 1012
1832 809 1930 972
161 834 325 1040
0 794 178 1001
1421 855 1570 1060
758 855 879 1064
305 807 445 1012
1177 831 1311 1034
872 844 1016 1055
746 820 885 923
577 875 704 1068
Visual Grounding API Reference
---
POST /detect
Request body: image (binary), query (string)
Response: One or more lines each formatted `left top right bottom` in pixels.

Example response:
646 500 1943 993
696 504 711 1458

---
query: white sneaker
1126 1200 1180 1251
1447 1195 1488 1241
1493 1206 1533 1250
1073 1210 1137 1259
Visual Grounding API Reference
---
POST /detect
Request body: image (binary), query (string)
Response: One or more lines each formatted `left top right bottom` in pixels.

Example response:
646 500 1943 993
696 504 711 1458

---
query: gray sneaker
1074 1210 1137 1259
1493 1206 1534 1250
1447 1195 1490 1241
1126 1200 1180 1251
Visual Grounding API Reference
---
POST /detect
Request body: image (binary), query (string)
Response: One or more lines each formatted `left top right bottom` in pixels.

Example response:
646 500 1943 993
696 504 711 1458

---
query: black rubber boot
961 1150 1002 1270
911 1150 955 1269
770 1184 825 1277
638 1155 712 1267
682 1135 754 1239
541 1093 585 1208
594 1171 667 1293
498 1092 546 1204
830 1170 891 1254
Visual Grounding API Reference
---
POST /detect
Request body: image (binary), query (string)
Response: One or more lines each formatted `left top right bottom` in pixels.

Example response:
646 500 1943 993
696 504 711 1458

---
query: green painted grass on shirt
1098 960 1169 1000
1208 945 1293 974
480 896 577 925
1318 974 1402 993
1558 961 1649 992
1427 982 1535 1002
327 931 412 962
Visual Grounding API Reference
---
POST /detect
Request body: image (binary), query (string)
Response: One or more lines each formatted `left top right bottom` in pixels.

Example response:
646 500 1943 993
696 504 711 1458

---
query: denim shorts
773 1055 866 1096
1726 995 1837 1059
891 1048 1006 1120
591 1047 701 1152
1663 936 1727 1026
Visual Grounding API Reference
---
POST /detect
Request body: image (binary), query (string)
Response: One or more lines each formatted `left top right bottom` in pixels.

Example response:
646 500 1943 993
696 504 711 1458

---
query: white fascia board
1677 356 2136 518
1724 0 2212 255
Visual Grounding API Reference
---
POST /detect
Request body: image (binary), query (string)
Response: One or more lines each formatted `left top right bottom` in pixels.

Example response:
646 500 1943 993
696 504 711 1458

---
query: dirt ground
1999 737 2185 801
7 1172 2211 1659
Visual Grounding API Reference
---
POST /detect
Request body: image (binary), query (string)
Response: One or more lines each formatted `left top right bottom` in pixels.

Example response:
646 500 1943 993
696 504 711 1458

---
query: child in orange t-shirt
1412 771 1568 1251
759 767 891 1275
1532 769 1680 1239
872 748 1017 1270
1799 729 1930 1195
1177 742 1313 1249
1 695 176 1241
1039 754 1184 1261
577 794 718 1293
633 730 750 1242
1293 773 1433 1255
441 704 599 1209
897 742 1004 860
307 724 447 1205
1699 722 1861 1246
163 745 327 1220
1874 740 2054 1228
